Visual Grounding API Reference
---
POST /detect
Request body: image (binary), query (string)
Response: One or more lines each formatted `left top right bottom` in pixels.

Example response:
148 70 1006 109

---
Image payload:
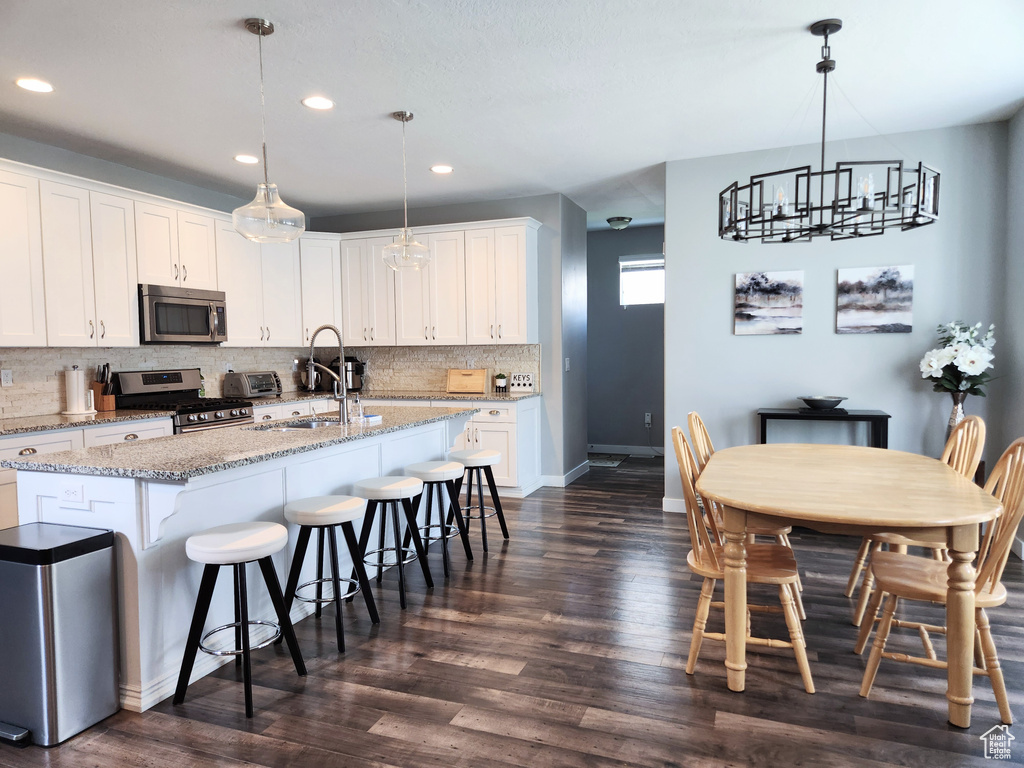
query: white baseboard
588 443 663 457
542 460 590 488
501 477 544 498
663 496 685 514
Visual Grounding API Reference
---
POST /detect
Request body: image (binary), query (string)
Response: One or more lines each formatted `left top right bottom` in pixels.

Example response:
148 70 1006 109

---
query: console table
757 408 891 449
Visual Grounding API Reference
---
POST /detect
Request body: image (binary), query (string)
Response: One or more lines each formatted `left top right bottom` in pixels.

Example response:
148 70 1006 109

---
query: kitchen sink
265 420 341 432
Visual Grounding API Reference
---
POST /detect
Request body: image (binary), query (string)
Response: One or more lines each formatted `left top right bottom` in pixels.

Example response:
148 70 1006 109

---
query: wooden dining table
696 443 1002 728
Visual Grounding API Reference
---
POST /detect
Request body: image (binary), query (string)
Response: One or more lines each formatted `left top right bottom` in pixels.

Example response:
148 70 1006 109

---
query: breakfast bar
2 406 475 712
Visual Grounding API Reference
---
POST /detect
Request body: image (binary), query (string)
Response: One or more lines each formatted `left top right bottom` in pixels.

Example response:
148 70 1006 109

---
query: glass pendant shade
232 182 305 243
382 228 430 270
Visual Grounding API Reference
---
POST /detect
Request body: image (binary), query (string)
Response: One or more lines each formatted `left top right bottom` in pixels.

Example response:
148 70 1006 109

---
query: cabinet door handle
174 264 179 281
100 320 106 339
260 326 265 341
262 414 273 421
475 428 480 444
305 328 309 342
363 328 368 341
425 326 428 340
432 326 436 339
490 324 494 339
124 433 139 441
18 447 37 456
498 324 502 339
266 326 270 341
182 264 188 282
490 410 500 416
291 410 301 416
89 320 95 339
370 328 375 341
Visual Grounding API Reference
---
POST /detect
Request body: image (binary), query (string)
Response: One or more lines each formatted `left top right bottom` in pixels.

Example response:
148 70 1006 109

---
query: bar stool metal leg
402 497 434 588
341 520 380 624
483 465 510 540
446 479 474 561
390 502 408 609
173 564 220 706
235 563 254 718
257 556 306 677
475 468 489 552
326 526 345 653
315 529 325 618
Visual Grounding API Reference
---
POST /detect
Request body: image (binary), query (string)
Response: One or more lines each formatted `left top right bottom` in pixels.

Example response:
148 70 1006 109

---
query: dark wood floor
4 457 1023 767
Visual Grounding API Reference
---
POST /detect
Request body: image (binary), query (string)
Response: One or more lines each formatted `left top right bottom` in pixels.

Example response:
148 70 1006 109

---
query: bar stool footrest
199 620 280 657
462 504 498 521
364 546 418 567
295 576 359 604
420 522 460 541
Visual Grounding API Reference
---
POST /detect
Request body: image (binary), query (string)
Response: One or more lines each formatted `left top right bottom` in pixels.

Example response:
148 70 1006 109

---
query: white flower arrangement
919 321 996 396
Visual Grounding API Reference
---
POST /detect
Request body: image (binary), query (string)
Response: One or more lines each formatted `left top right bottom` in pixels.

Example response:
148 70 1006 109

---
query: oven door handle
177 419 252 434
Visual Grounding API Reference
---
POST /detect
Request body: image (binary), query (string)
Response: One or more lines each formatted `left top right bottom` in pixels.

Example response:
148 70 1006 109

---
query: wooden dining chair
687 411 804 617
847 416 985 627
857 437 1024 724
672 426 814 693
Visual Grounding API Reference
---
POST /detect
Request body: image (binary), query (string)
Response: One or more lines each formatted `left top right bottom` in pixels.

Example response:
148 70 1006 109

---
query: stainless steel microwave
139 284 227 344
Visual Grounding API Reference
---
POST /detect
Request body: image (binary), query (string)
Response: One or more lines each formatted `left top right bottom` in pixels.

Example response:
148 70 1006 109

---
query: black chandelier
719 19 940 243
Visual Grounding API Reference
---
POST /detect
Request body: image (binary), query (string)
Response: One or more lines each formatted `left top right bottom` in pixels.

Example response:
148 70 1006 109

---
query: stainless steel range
113 368 254 434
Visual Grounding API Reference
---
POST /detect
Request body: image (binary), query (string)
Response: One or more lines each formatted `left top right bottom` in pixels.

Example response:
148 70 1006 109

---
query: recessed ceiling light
16 77 53 93
234 154 259 164
301 96 334 110
430 165 454 174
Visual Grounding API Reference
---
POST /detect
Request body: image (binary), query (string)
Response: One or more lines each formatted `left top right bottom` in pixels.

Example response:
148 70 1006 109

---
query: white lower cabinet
82 419 173 447
443 398 541 495
253 401 313 422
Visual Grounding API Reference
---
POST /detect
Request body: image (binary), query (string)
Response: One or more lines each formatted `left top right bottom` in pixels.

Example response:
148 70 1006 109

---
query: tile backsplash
0 344 540 418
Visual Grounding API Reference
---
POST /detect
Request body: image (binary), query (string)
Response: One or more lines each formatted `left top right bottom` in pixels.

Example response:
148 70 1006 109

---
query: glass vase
946 391 967 441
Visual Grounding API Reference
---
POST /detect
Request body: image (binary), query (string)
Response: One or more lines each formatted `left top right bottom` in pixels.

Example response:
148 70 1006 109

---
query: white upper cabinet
341 236 396 347
90 192 139 347
40 181 96 346
394 250 430 345
299 235 343 344
136 202 217 290
395 231 466 346
216 221 263 347
465 229 498 345
40 183 139 348
260 241 303 347
0 170 47 346
215 223 301 347
493 225 531 343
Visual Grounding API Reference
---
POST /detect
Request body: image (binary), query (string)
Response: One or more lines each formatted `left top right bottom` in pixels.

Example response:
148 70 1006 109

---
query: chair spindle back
688 412 715 472
941 415 986 479
975 438 1024 595
672 426 720 570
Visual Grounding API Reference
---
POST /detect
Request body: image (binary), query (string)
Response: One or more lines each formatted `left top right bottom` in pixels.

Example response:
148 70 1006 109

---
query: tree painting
734 270 804 335
836 265 913 334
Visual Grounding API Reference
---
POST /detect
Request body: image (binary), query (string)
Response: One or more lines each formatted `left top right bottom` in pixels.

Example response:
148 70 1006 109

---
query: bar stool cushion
186 522 288 565
354 476 424 500
405 460 464 483
284 495 367 527
449 448 501 468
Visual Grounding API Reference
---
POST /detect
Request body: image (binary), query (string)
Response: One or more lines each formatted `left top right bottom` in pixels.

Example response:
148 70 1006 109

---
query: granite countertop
0 409 175 437
267 390 539 404
0 406 476 482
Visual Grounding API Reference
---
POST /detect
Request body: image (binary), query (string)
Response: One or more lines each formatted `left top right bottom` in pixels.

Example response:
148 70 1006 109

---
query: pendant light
719 19 939 243
382 111 431 271
232 18 305 243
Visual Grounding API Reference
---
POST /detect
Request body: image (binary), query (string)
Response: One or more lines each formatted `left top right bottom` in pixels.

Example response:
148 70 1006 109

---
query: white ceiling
2 1 1023 229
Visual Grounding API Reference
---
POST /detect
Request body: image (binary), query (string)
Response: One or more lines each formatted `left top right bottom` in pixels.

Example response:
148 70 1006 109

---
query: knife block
91 382 116 412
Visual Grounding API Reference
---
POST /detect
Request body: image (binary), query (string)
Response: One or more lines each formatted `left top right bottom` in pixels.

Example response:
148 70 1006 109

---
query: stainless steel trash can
0 523 119 746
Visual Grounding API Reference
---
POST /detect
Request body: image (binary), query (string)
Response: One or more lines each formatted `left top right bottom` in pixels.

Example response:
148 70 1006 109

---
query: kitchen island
2 406 475 712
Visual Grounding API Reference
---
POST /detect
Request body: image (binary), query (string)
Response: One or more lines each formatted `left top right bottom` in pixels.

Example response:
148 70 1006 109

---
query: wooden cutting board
446 369 487 394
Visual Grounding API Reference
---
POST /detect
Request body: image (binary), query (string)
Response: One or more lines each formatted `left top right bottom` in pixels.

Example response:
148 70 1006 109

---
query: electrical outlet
291 359 299 372
60 482 84 503
225 362 234 373
564 357 571 372
644 412 652 427
0 369 12 388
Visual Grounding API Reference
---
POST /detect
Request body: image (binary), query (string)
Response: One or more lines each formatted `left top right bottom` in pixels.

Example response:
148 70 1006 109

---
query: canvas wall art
835 265 913 334
734 271 804 335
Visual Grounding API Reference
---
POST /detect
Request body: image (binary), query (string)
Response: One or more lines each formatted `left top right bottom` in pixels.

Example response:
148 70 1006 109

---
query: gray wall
314 193 588 481
996 107 1024 458
586 225 665 450
559 197 589 476
664 122 1009 504
0 130 248 213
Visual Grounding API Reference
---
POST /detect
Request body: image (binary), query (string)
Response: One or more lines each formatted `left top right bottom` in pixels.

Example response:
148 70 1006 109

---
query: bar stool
449 448 509 553
281 495 380 653
352 476 433 609
173 522 305 718
404 460 474 577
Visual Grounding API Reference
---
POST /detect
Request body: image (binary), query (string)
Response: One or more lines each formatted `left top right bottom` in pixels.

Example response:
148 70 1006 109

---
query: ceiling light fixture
301 95 334 110
16 77 53 93
231 18 305 243
719 19 940 243
234 154 259 164
607 217 632 230
430 164 454 174
382 111 431 271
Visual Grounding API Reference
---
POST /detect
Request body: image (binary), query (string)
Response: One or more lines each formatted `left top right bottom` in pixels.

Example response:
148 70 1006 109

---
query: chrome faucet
307 324 349 425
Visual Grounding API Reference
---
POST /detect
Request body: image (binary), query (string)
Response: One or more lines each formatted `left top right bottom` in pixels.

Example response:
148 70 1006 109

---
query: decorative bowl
799 396 848 411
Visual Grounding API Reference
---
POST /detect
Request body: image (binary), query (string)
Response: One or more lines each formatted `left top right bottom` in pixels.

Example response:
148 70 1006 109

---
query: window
619 256 665 307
